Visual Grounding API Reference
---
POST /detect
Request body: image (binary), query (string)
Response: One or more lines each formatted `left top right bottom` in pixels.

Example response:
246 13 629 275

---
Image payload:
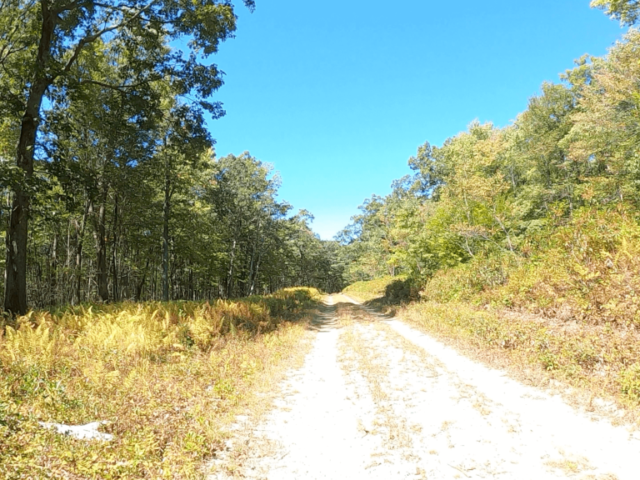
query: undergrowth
344 207 640 410
0 287 321 479
424 206 640 327
400 301 640 410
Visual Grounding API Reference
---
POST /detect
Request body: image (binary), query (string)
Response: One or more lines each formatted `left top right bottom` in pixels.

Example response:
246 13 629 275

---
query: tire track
208 296 637 479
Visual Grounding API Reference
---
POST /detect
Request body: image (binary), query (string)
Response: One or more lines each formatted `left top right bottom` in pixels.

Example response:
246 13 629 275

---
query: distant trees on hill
338 25 640 287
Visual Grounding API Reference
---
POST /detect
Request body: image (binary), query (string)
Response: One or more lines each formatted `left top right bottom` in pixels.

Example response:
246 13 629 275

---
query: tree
43 41 159 302
154 103 211 301
564 30 640 206
1 0 254 313
591 0 640 25
206 153 285 297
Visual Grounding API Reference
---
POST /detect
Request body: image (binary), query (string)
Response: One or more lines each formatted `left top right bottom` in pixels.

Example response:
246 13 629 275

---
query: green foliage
2 143 341 307
3 0 343 312
591 0 640 25
343 30 640 319
343 276 403 301
342 275 418 304
341 20 640 408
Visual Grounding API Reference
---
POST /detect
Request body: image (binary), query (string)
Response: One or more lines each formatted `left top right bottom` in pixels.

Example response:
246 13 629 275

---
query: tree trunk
250 252 262 295
111 194 119 301
162 165 171 302
50 234 57 304
4 0 55 315
226 238 237 299
135 258 150 301
73 201 89 305
92 186 109 302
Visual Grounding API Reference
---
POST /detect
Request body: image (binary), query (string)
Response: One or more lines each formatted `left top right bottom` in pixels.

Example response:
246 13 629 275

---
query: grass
0 288 321 479
399 302 640 414
335 303 416 468
342 276 408 303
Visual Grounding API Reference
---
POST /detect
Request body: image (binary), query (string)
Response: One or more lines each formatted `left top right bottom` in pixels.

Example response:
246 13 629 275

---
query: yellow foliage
400 298 640 409
0 287 320 479
342 276 406 301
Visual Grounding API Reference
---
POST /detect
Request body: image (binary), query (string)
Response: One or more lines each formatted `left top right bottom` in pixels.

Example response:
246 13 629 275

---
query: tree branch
60 0 159 75
52 0 82 14
76 78 152 90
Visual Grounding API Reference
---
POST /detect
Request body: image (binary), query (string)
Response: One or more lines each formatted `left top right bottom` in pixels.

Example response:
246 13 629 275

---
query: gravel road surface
209 295 639 479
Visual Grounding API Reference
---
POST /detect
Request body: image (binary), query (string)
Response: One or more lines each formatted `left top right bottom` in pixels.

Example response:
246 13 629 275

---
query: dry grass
389 301 640 424
336 304 415 455
344 208 640 420
0 288 321 479
342 276 405 302
205 326 315 478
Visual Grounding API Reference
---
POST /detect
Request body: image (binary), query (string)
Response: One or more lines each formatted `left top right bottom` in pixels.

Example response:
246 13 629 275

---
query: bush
383 278 419 304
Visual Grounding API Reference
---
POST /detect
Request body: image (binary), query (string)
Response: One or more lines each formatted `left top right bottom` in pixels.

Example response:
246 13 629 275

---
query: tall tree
1 0 254 313
154 103 211 301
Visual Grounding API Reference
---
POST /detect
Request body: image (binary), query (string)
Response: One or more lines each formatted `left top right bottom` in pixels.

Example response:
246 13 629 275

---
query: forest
331 1 640 418
2 0 639 316
0 0 344 315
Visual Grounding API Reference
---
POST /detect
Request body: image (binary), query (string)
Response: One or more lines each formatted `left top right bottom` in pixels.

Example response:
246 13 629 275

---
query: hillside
336 23 640 415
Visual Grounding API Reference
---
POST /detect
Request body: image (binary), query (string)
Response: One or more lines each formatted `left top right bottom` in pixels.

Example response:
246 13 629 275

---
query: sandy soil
208 296 640 479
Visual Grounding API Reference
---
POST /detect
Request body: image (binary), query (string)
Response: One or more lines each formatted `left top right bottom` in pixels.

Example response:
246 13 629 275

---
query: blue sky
207 0 625 240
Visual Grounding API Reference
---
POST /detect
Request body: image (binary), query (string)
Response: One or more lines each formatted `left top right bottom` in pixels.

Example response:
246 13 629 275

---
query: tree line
2 0 635 313
1 0 344 314
338 1 640 288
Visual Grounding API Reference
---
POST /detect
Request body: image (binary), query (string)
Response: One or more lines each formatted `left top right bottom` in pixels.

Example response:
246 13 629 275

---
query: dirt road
209 295 639 479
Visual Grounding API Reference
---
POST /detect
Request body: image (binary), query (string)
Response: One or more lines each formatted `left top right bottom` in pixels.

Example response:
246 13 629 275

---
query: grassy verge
0 288 321 479
343 210 640 417
342 275 411 303
399 301 640 416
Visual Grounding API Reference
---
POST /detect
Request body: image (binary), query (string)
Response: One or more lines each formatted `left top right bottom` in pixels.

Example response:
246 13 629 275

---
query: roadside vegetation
339 2 640 414
2 0 640 476
342 276 407 302
1 0 341 477
343 206 640 414
0 288 320 479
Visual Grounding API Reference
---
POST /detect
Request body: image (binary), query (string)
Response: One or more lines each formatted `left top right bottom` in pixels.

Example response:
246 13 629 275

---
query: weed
619 364 640 402
344 208 640 413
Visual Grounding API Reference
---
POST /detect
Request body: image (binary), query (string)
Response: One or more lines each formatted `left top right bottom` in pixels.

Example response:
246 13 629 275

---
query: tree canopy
0 0 345 312
591 0 640 25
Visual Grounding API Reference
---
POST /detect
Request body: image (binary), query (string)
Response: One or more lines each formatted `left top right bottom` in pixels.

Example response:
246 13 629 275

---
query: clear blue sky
207 0 625 240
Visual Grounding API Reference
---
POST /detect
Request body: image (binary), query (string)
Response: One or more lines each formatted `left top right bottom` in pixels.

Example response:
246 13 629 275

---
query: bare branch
76 78 153 90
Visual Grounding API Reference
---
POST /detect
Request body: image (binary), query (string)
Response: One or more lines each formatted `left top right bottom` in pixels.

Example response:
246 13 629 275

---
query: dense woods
4 1 640 477
2 0 640 315
0 0 343 314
